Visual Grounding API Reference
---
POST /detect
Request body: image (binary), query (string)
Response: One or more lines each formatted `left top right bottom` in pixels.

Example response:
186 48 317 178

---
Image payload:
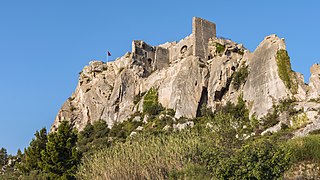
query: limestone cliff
51 18 320 135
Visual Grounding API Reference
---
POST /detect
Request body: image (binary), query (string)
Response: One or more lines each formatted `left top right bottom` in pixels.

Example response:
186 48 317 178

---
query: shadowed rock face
51 20 320 133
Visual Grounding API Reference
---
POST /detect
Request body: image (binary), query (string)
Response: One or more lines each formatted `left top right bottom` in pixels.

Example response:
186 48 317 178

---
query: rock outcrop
243 35 291 118
52 18 320 136
308 64 320 100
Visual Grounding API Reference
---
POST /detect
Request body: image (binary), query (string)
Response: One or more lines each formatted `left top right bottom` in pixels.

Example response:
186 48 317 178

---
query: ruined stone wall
167 34 194 62
192 17 216 59
154 47 169 70
132 40 156 63
131 40 156 73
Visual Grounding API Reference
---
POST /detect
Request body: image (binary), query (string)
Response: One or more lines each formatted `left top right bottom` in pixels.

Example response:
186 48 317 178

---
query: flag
108 51 111 56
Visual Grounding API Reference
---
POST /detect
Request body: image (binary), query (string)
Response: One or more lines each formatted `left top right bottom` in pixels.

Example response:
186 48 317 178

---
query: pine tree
40 121 81 179
16 149 23 161
0 147 8 167
21 128 47 174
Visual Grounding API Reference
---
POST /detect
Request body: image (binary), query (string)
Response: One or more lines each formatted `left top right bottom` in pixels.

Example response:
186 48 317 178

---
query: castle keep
131 17 216 72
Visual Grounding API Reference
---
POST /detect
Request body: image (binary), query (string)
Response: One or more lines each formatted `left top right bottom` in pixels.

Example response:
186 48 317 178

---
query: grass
287 135 320 163
76 131 210 180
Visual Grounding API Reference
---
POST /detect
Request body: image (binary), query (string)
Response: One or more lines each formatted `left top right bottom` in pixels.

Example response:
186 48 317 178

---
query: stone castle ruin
131 17 216 73
53 16 320 138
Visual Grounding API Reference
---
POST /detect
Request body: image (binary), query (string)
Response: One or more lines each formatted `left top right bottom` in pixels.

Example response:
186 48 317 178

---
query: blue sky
0 1 319 154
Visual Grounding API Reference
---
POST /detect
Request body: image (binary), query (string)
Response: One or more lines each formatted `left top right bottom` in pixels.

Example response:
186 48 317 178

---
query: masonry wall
132 40 156 62
168 34 194 62
154 47 169 70
192 17 216 59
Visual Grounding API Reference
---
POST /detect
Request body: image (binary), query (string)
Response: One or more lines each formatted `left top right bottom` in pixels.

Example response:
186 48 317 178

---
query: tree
16 149 23 161
0 147 8 167
20 128 47 174
78 120 111 154
40 121 81 179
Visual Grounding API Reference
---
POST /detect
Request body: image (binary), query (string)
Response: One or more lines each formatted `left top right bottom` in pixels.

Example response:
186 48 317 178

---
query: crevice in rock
214 77 232 101
196 87 208 117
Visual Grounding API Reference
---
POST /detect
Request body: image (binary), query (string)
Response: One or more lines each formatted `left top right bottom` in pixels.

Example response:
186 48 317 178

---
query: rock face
308 64 320 100
243 35 291 118
52 17 320 134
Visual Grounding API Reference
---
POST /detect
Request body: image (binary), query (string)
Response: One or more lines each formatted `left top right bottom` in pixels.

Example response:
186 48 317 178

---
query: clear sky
0 0 319 154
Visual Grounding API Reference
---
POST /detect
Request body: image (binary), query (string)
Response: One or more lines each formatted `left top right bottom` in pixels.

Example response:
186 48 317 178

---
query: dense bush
143 88 164 115
276 50 297 94
78 120 111 154
232 65 249 90
214 42 225 55
208 137 291 179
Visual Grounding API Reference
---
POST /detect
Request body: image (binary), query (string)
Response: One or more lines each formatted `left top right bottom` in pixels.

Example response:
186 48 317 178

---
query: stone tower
192 17 216 60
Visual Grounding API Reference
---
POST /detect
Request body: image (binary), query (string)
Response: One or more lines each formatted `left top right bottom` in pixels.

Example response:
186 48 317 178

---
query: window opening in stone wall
180 45 188 54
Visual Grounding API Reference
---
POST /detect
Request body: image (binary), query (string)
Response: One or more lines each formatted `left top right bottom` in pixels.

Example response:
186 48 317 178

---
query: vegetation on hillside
143 87 164 116
3 121 82 179
2 93 320 179
214 42 226 56
76 97 293 179
276 49 298 94
232 65 249 90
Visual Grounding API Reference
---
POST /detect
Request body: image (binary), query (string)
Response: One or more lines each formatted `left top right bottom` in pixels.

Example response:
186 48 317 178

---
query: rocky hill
51 17 320 137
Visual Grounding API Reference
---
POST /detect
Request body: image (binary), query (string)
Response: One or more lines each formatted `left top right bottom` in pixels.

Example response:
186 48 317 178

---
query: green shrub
199 103 214 117
143 88 164 115
78 120 111 154
276 50 298 94
212 137 291 180
232 65 249 90
260 98 298 130
218 95 250 122
260 110 279 130
290 113 309 129
214 42 225 55
143 116 174 134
